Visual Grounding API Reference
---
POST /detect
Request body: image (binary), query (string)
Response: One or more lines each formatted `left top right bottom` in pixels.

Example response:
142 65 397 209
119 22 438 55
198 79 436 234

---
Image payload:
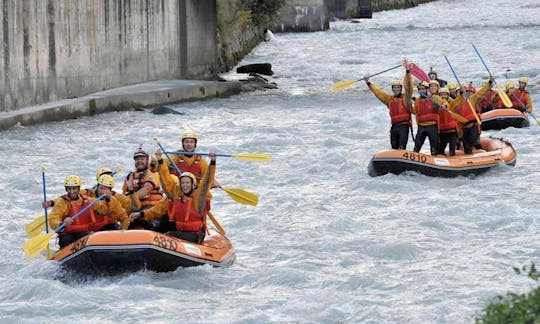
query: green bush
476 263 540 323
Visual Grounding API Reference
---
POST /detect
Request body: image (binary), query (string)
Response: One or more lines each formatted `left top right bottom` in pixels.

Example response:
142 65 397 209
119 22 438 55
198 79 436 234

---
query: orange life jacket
62 195 95 233
172 154 202 180
62 195 116 233
388 96 411 124
415 98 439 124
131 170 163 207
511 90 527 111
479 90 496 111
438 109 457 132
167 196 210 232
456 100 478 124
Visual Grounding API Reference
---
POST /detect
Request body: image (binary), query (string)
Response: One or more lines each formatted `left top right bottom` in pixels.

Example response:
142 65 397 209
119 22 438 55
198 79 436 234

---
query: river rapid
2 0 540 322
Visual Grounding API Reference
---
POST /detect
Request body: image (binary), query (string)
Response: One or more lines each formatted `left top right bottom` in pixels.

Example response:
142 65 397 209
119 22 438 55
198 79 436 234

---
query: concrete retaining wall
272 0 330 33
0 0 218 113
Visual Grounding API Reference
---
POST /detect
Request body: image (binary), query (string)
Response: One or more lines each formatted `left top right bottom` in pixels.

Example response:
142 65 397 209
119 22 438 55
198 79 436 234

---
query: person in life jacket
413 81 447 155
477 81 497 113
451 76 494 154
129 149 217 243
437 87 460 156
122 146 164 229
48 174 130 248
80 167 141 213
447 82 460 100
163 131 220 187
510 77 533 112
364 58 413 150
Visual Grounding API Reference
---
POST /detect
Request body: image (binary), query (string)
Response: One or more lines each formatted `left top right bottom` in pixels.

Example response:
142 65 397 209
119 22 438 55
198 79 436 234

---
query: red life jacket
388 96 411 124
511 90 527 111
167 196 210 232
173 154 202 180
416 98 439 124
438 109 457 132
478 90 496 112
62 195 96 233
456 100 478 124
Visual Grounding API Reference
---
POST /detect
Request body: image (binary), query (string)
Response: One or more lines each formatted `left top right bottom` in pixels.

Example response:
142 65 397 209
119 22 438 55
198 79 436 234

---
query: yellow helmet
391 80 403 87
439 87 450 94
519 77 529 84
97 174 115 188
447 82 459 91
95 167 113 181
64 175 81 187
505 81 515 90
429 80 440 86
179 172 197 187
417 81 429 89
181 131 198 141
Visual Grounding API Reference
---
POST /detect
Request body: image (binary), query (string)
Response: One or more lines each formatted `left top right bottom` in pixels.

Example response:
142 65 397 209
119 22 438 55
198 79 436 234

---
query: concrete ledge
0 80 242 132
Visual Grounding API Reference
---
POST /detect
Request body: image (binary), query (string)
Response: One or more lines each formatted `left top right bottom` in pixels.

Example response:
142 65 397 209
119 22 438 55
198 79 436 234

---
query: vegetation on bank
476 263 540 323
216 0 285 71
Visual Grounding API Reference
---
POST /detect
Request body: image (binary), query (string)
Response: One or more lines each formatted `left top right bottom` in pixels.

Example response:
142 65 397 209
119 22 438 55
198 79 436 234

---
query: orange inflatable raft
481 109 530 130
51 228 235 275
368 137 516 178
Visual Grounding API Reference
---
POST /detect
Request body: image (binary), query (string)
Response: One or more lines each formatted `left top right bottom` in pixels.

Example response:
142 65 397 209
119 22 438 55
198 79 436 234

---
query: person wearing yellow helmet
510 77 533 112
428 80 440 96
164 130 220 189
48 174 129 248
412 80 447 155
122 145 163 213
129 149 217 243
363 57 413 150
81 167 141 214
447 82 460 99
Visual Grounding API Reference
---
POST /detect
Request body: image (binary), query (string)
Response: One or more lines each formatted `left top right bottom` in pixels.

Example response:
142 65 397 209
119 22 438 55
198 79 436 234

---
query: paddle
332 64 402 92
25 166 51 238
25 215 46 238
163 151 271 162
417 92 469 123
470 42 513 108
408 62 430 82
442 52 482 125
23 194 106 258
509 92 540 126
154 138 259 206
207 211 226 235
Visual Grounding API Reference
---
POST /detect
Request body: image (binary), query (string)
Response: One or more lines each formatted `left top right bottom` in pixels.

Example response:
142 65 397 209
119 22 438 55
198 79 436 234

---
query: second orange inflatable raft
368 137 516 178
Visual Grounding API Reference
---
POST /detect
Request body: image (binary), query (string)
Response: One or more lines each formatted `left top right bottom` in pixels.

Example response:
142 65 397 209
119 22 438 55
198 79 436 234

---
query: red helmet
465 83 476 93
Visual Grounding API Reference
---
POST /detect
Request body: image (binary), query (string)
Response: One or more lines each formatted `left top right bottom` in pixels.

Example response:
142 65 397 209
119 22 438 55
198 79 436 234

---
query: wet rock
150 106 185 115
240 73 278 91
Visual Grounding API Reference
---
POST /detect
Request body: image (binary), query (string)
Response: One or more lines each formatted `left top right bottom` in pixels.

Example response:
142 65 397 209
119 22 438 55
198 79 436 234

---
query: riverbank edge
0 80 242 132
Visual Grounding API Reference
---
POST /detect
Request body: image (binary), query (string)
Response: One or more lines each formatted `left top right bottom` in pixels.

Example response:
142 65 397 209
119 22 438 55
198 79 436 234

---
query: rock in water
151 106 185 115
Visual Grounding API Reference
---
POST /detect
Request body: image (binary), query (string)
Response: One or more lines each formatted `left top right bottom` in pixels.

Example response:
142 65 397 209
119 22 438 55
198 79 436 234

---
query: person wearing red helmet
364 58 413 150
451 76 494 154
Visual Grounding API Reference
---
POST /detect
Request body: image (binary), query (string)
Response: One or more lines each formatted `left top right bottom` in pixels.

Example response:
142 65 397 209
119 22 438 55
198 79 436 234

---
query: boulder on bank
236 63 273 76
240 73 278 91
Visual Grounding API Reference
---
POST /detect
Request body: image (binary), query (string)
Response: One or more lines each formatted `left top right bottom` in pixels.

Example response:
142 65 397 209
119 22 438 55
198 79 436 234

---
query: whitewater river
2 0 540 322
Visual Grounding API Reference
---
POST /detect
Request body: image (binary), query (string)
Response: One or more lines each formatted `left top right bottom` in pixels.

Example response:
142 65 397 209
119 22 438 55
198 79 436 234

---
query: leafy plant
476 263 540 323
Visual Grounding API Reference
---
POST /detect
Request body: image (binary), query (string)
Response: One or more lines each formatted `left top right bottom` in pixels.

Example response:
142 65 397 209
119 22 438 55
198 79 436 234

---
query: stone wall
0 0 218 112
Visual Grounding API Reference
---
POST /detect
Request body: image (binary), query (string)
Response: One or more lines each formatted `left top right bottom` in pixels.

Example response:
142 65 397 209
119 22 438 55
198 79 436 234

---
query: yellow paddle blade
220 187 259 206
332 80 358 92
231 153 271 162
496 84 513 108
25 215 46 237
23 232 54 258
207 211 226 235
